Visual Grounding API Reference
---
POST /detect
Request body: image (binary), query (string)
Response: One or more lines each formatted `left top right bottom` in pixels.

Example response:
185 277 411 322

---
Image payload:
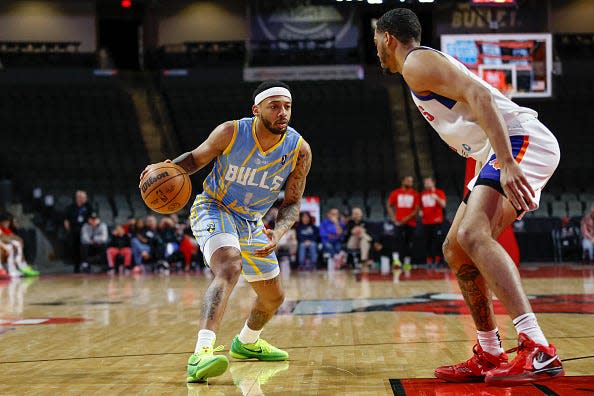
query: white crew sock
513 313 548 346
12 241 26 268
477 328 504 356
238 321 262 344
195 329 216 353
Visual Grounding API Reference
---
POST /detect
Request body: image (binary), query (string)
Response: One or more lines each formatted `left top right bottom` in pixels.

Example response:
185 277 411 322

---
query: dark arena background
0 0 593 394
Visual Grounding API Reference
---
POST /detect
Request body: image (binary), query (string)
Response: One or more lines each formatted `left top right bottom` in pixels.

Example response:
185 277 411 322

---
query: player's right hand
138 159 172 188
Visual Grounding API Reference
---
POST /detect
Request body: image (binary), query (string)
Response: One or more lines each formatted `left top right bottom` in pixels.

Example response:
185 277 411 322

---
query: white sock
238 322 262 344
6 253 19 274
195 329 216 353
477 328 504 356
513 313 548 346
12 242 26 269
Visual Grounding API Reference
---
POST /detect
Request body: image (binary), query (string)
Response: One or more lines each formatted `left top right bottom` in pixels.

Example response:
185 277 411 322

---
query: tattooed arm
254 140 312 257
139 121 234 185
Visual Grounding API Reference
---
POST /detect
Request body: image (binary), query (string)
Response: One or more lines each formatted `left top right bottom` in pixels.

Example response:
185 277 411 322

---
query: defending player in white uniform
374 8 563 387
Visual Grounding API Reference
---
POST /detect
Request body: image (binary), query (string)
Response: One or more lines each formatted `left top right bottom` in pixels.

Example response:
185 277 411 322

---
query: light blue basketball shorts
189 194 279 282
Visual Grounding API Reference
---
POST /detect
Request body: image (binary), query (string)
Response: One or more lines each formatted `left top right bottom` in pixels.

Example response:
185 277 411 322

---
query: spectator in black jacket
344 207 373 267
296 211 319 270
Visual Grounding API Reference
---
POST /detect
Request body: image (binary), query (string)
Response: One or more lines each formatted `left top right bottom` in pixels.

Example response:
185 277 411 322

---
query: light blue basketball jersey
201 117 303 221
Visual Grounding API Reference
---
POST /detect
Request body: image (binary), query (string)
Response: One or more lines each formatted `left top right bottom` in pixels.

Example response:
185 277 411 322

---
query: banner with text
250 0 359 49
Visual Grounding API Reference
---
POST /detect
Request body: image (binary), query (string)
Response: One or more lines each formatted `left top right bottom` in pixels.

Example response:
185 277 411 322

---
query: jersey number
418 105 435 122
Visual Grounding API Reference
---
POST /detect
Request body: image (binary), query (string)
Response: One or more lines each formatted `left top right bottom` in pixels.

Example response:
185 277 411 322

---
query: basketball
140 162 192 214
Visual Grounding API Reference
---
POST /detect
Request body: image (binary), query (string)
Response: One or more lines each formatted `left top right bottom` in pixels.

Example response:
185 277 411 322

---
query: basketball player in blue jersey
374 9 563 387
140 80 311 383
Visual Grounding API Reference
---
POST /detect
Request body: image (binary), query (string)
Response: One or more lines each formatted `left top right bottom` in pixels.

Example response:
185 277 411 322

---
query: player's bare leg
443 202 498 332
456 186 531 317
456 186 563 385
230 275 288 360
436 201 507 382
247 276 285 330
187 246 242 383
200 247 243 331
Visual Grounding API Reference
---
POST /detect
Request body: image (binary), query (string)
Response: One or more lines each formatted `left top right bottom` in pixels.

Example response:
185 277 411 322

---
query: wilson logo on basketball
141 171 170 193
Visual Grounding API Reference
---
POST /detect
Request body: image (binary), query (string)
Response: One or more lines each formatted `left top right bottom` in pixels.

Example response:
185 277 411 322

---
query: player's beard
260 116 287 135
378 46 397 75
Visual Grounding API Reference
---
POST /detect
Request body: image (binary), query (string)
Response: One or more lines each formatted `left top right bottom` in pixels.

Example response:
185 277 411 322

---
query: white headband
254 87 291 105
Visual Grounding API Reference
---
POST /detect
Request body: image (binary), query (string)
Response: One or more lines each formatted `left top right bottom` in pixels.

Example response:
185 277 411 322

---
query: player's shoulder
286 124 302 138
402 47 448 90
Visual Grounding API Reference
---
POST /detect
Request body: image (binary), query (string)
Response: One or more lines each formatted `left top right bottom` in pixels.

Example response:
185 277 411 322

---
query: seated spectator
344 207 373 268
106 224 132 274
179 221 200 272
0 213 39 277
319 208 346 269
277 226 298 268
581 204 594 263
80 212 109 272
122 215 136 235
0 238 15 277
159 216 183 270
131 215 162 271
296 212 319 270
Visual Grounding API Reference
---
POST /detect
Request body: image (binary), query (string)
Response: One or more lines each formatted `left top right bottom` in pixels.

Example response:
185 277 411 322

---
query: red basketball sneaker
435 343 508 383
485 333 564 386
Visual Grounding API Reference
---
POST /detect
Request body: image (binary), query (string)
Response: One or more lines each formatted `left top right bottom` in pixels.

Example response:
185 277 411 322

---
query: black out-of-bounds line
389 379 406 396
533 383 560 396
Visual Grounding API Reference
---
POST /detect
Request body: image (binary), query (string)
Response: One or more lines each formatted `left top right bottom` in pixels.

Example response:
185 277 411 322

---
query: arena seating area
0 83 150 224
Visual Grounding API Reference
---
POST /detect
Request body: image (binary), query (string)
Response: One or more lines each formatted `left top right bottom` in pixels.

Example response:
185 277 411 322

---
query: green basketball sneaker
20 265 40 277
187 345 229 383
230 336 288 361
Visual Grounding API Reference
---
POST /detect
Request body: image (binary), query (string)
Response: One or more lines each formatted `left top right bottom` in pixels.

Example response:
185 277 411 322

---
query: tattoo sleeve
247 309 272 331
274 142 312 237
456 263 496 331
172 152 199 174
202 285 223 321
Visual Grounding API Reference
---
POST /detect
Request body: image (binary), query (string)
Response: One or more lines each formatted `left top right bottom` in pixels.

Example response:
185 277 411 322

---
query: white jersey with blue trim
407 46 543 162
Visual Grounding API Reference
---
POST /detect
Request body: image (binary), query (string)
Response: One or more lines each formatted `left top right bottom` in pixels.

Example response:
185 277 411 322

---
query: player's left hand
500 161 536 212
254 228 279 257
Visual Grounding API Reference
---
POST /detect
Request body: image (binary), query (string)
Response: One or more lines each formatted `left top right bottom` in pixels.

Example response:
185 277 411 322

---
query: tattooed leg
247 276 285 330
458 186 533 319
201 246 242 331
443 202 496 331
456 264 497 331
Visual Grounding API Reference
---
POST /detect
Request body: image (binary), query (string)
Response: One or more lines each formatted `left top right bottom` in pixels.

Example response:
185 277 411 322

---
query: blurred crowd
62 190 200 274
17 183 594 276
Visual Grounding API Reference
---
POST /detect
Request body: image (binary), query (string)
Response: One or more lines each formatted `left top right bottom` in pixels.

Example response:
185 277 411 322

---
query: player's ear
252 104 260 116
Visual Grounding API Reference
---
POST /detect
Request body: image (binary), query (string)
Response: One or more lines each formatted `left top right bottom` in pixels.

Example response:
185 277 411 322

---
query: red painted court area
390 376 594 395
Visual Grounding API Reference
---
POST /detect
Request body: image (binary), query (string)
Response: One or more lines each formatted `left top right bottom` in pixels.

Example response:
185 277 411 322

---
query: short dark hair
253 80 291 102
376 8 421 45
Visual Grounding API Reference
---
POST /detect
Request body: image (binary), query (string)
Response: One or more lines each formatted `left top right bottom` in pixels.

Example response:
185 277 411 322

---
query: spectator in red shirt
387 176 420 265
420 177 447 266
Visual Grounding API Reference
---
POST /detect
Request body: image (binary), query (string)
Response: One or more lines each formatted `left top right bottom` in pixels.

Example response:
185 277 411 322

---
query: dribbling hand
138 159 172 188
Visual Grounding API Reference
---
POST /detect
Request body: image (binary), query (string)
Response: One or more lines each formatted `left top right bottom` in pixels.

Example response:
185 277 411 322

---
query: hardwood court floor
0 264 593 395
